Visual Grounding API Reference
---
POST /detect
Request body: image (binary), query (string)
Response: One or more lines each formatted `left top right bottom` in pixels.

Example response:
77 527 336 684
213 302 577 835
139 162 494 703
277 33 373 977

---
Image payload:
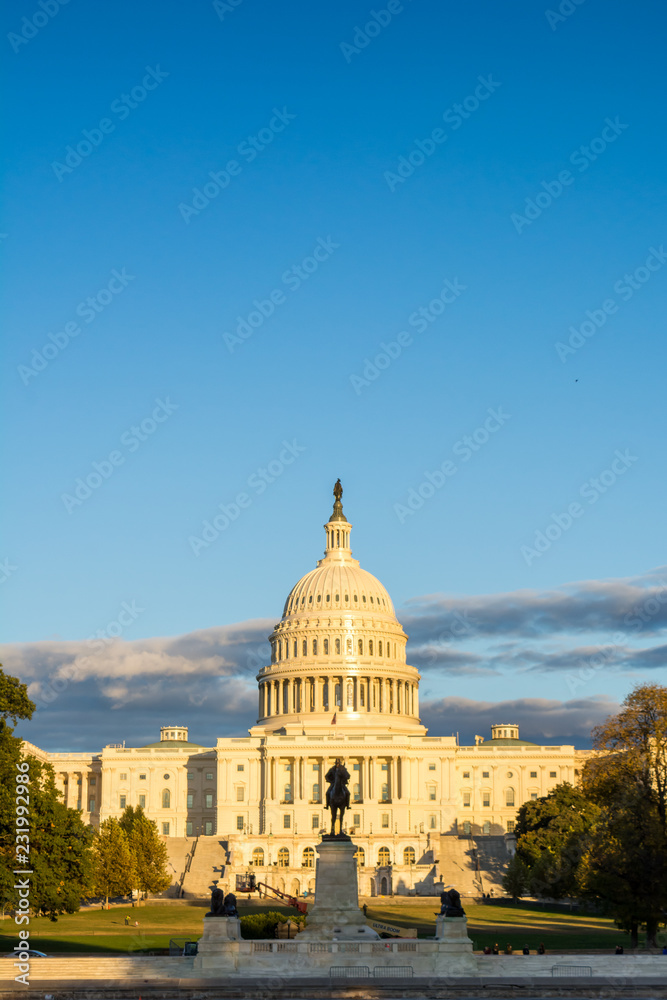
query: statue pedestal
300 837 379 941
433 915 476 973
193 916 241 973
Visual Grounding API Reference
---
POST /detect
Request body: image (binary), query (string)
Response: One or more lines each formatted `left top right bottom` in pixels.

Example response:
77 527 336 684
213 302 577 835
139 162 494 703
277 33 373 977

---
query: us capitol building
27 484 587 897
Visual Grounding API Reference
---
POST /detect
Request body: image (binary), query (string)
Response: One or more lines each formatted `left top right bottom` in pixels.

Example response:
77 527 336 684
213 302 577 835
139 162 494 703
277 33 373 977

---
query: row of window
286 589 388 613
160 821 216 836
246 845 415 868
463 790 516 807
273 637 397 661
235 813 440 832
117 771 216 782
119 791 215 809
461 770 558 779
461 820 516 834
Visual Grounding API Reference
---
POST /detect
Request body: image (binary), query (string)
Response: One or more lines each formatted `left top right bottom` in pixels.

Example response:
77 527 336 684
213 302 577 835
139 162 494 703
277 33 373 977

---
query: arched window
323 638 329 655
162 789 170 808
293 641 298 657
252 847 265 866
346 638 352 654
303 847 314 867
403 847 415 865
322 681 329 710
302 639 307 656
313 639 318 655
355 847 365 866
506 788 515 807
283 685 289 714
335 683 341 707
358 639 363 655
378 846 391 866
369 640 373 655
378 640 382 656
278 848 290 867
347 682 354 706
335 638 341 655
360 685 365 707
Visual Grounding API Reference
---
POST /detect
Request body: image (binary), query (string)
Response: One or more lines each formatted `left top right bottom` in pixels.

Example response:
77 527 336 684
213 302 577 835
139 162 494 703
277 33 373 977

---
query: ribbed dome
282 562 395 619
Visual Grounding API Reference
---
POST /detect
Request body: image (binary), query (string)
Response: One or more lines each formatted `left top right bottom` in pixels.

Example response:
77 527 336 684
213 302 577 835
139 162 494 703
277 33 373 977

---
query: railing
551 965 593 977
329 966 370 978
374 966 414 977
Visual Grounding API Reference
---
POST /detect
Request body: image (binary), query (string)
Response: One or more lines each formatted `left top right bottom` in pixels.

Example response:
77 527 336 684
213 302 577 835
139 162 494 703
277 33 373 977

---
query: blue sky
2 0 666 750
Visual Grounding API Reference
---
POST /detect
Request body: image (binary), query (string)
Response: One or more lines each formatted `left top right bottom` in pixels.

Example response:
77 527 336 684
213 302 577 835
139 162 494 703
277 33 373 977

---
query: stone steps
181 837 229 897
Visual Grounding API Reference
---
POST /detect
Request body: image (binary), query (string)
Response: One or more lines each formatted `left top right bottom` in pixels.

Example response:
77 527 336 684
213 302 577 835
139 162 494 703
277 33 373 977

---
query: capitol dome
253 482 425 735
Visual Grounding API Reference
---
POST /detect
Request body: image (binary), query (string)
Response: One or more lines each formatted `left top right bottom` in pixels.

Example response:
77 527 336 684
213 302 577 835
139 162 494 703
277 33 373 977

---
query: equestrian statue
325 758 350 838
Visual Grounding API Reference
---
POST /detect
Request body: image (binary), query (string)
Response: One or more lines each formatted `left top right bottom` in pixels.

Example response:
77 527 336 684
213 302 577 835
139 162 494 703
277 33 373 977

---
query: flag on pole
331 712 337 724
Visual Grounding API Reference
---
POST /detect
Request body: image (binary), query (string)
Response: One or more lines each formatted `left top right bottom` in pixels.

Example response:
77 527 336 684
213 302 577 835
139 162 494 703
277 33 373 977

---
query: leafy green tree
581 683 667 947
502 854 530 901
91 818 137 904
514 782 600 899
119 805 171 897
0 667 35 908
0 666 93 919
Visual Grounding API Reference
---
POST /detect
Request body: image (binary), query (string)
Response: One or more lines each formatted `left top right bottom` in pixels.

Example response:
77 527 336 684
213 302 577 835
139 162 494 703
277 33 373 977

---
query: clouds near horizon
4 567 666 752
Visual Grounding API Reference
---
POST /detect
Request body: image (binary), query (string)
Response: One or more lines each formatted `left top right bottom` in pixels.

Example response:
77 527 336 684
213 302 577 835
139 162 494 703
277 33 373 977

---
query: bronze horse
325 759 350 836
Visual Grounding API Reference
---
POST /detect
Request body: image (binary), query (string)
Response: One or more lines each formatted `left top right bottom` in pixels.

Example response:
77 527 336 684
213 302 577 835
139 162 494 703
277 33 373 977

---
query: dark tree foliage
581 683 667 947
0 666 94 919
514 782 600 899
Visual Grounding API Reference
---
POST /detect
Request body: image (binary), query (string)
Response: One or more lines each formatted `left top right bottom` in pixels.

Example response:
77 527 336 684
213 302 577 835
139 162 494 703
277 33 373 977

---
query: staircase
473 836 510 893
437 835 483 895
157 836 194 896
180 837 229 897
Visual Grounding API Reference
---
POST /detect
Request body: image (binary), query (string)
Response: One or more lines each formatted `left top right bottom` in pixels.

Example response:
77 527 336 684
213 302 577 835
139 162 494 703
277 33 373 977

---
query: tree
514 783 600 899
0 666 35 908
502 854 530 901
581 683 667 947
119 805 171 897
91 818 137 905
0 666 93 919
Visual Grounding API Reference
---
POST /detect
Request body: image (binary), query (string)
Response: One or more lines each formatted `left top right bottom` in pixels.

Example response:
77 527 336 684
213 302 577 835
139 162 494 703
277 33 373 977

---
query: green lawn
0 899 634 955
